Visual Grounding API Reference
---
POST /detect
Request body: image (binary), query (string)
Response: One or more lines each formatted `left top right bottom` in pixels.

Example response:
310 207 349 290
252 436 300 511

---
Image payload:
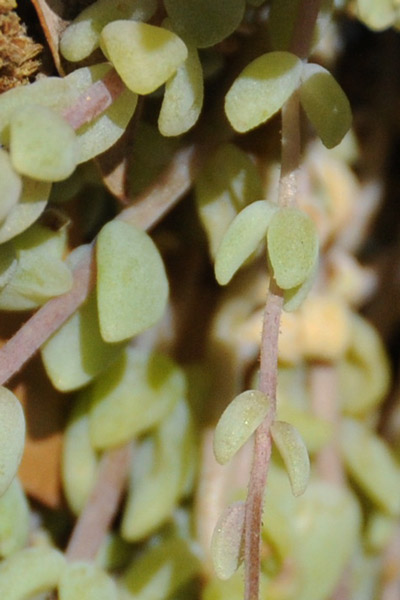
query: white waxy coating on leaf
96 220 168 343
60 0 157 62
215 200 278 285
158 43 203 136
271 420 310 496
213 389 270 465
211 501 245 580
58 561 118 600
88 348 185 449
0 547 66 600
0 387 25 497
340 418 400 515
267 207 319 290
300 64 352 149
9 104 78 182
224 51 302 133
0 149 21 223
100 21 188 95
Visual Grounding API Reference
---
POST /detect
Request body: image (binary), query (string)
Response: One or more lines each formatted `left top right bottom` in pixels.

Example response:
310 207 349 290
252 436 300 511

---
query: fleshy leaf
357 0 400 31
225 51 302 133
271 420 310 496
9 104 78 182
96 220 168 342
41 290 125 392
122 536 200 599
300 64 352 149
213 389 270 465
211 501 245 580
60 0 157 62
0 547 66 600
164 0 245 48
340 418 400 515
283 260 317 312
0 479 29 558
121 398 195 540
0 387 25 497
214 200 278 285
89 348 185 449
58 562 118 600
195 143 263 257
0 223 72 311
62 395 99 515
338 314 390 416
267 207 318 290
158 42 203 136
100 21 188 94
0 149 21 223
268 0 333 52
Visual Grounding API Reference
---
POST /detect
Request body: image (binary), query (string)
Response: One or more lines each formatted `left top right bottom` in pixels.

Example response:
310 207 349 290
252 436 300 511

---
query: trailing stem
243 2 321 599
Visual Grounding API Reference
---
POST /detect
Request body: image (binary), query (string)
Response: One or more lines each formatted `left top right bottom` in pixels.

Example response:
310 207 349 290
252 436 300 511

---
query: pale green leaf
96 220 168 342
225 51 302 133
213 389 270 465
0 149 21 223
62 395 99 515
100 21 187 94
122 536 200 599
0 387 25 497
9 104 78 182
357 0 400 30
211 502 245 580
164 0 245 48
58 562 118 600
271 420 310 496
89 348 185 449
42 290 125 392
60 0 157 62
283 259 317 312
0 178 50 244
300 64 352 149
340 418 400 515
0 547 66 600
195 143 263 257
267 207 318 290
121 399 195 540
0 479 29 558
215 200 278 285
158 43 203 136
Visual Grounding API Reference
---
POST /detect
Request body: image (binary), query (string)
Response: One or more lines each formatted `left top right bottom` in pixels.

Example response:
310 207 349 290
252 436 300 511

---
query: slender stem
243 1 322 597
0 143 202 386
66 444 132 561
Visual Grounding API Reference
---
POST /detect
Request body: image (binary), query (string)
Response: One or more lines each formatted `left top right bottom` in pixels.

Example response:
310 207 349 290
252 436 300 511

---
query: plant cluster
0 1 399 599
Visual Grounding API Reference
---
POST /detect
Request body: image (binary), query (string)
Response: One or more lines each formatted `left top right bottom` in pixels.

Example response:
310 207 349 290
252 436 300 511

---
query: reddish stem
62 68 125 131
66 444 132 561
0 143 201 387
243 2 322 598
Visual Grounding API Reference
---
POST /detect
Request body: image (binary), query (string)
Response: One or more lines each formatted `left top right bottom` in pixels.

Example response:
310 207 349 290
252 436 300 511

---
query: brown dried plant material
0 0 42 92
30 0 68 75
